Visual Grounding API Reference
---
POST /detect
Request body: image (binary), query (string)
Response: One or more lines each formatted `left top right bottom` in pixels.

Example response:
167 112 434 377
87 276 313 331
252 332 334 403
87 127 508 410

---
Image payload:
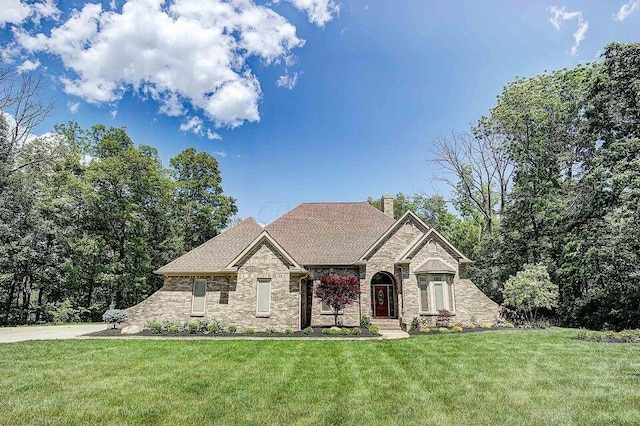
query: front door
374 285 389 317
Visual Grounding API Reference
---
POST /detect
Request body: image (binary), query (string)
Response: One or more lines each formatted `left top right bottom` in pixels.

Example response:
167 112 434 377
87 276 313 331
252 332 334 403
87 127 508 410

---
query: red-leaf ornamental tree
314 274 361 326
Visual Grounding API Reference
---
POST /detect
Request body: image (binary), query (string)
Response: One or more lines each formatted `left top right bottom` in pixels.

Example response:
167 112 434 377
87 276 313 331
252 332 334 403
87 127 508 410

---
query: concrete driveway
0 324 107 343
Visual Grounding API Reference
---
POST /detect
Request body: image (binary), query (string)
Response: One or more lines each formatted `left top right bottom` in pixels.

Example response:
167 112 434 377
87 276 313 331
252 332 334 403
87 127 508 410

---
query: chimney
381 193 394 219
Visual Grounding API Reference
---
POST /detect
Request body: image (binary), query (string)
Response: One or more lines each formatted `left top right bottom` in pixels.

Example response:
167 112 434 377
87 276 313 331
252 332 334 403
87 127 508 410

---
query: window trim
191 278 207 316
418 273 455 314
256 278 272 317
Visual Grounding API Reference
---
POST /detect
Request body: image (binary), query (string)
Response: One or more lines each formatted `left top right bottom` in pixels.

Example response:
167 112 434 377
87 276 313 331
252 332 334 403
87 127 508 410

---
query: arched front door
371 272 396 318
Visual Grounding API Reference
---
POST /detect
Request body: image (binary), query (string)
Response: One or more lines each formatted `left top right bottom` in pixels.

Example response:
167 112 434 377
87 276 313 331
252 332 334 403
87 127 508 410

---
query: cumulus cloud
276 71 300 90
13 0 307 128
0 0 59 27
180 116 204 135
274 0 339 27
614 1 640 21
16 58 40 73
67 101 80 114
207 129 222 140
548 6 589 55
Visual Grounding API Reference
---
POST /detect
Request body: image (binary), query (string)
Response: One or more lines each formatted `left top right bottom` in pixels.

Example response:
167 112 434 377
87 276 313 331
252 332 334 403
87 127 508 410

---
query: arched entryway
371 271 398 318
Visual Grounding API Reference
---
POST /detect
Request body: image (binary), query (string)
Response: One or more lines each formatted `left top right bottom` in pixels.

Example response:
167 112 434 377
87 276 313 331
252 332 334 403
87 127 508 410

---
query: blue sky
2 0 640 224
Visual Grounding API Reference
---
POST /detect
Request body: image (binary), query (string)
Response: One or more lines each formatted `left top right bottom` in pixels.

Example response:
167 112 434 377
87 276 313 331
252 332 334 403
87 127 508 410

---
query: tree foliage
314 274 360 326
502 264 558 323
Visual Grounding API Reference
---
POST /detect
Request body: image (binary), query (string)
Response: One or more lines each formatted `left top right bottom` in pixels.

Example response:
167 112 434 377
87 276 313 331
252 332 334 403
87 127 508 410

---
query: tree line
0 69 237 324
371 42 640 331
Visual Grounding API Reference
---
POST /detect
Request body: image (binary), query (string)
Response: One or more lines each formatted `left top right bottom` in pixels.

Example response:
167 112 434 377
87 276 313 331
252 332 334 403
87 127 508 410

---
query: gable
226 231 305 273
358 210 430 262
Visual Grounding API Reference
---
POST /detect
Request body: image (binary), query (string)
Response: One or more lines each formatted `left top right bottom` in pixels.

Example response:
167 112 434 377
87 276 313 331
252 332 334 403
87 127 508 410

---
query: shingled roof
155 217 263 274
414 259 457 274
265 202 396 265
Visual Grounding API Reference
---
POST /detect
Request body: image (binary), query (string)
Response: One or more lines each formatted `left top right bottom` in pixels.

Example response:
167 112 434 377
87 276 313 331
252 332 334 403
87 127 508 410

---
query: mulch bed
84 327 379 338
407 326 511 335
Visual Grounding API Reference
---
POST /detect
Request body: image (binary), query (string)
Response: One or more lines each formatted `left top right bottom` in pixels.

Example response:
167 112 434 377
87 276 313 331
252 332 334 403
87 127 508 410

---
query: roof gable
396 227 471 263
226 231 304 271
156 218 263 274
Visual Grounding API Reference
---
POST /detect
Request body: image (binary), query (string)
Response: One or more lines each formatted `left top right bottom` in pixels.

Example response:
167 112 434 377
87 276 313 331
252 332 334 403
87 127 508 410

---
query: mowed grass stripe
0 329 638 425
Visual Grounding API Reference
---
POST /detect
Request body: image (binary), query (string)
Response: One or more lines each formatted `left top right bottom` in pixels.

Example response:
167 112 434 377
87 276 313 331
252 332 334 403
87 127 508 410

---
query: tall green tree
170 148 237 252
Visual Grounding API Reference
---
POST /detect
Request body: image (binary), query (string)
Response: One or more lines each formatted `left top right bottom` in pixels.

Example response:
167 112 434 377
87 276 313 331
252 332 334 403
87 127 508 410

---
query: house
126 194 500 331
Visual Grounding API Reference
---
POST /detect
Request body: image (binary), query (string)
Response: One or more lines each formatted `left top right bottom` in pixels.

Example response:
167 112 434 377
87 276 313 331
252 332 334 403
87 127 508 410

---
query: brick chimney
381 193 394 219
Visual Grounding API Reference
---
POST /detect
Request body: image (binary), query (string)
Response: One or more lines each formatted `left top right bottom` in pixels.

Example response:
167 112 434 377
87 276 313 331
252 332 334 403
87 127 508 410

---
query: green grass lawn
0 329 638 425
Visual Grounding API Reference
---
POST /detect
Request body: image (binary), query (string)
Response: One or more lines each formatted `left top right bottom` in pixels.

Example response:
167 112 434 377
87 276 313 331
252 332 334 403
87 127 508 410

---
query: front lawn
0 328 638 425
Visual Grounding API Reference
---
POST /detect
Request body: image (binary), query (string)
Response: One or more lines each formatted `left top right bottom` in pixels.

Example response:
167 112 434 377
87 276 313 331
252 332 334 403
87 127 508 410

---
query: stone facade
128 214 500 331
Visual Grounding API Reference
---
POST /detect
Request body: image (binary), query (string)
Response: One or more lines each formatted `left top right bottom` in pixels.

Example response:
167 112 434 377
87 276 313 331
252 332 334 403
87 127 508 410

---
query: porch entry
371 272 396 318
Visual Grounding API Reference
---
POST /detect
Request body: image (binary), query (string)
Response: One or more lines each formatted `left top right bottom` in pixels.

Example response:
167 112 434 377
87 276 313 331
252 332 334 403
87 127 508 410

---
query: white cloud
274 0 339 27
180 116 204 135
67 101 80 114
111 110 118 119
614 1 640 21
16 58 40 73
212 151 227 157
13 0 306 128
207 129 222 140
0 0 59 27
548 6 589 56
276 71 300 90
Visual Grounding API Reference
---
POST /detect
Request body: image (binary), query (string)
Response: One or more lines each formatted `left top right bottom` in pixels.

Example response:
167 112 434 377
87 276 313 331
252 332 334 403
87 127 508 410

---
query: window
418 274 454 313
191 279 207 315
256 279 271 316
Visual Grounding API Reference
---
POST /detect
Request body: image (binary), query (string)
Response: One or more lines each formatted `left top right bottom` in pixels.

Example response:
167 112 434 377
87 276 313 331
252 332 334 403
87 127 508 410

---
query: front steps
370 318 402 330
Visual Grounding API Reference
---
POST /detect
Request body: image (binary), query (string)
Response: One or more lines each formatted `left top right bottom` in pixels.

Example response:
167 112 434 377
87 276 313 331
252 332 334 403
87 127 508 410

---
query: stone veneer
127 242 301 332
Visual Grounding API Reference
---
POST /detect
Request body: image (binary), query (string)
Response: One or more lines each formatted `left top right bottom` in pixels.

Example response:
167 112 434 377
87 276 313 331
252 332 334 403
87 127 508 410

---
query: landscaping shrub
148 321 162 334
419 327 430 333
452 325 463 333
322 328 339 335
246 327 255 334
438 327 450 333
48 300 90 324
168 325 179 334
188 322 198 334
505 322 515 328
303 326 314 335
285 328 294 336
340 327 350 335
266 327 276 334
102 309 129 329
368 325 380 335
411 317 420 330
208 323 220 334
228 325 237 334
481 323 492 329
351 327 361 335
360 315 371 329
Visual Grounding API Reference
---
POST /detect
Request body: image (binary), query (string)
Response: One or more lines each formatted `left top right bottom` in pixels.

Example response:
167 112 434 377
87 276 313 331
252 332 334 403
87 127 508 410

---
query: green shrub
285 328 294 336
188 322 198 333
438 327 450 333
410 317 420 330
168 325 179 334
466 323 476 329
228 325 237 334
351 327 362 335
208 323 220 334
340 327 351 335
369 325 380 334
419 327 430 333
246 327 255 334
360 315 371 329
47 300 90 324
505 322 515 328
322 328 339 335
102 309 129 329
431 327 440 333
452 325 463 333
148 321 162 334
481 323 492 329
266 327 276 334
303 326 314 335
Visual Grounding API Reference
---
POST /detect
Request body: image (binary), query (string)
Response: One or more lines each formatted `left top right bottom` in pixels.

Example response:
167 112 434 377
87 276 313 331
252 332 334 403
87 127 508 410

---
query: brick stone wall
127 242 300 332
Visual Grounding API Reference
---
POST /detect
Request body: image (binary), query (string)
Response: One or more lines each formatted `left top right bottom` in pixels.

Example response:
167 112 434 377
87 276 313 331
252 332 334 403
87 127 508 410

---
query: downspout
298 274 308 330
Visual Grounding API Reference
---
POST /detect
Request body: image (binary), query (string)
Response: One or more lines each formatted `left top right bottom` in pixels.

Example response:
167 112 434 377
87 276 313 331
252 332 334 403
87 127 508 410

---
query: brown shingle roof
156 218 263 273
414 259 456 274
265 202 395 265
